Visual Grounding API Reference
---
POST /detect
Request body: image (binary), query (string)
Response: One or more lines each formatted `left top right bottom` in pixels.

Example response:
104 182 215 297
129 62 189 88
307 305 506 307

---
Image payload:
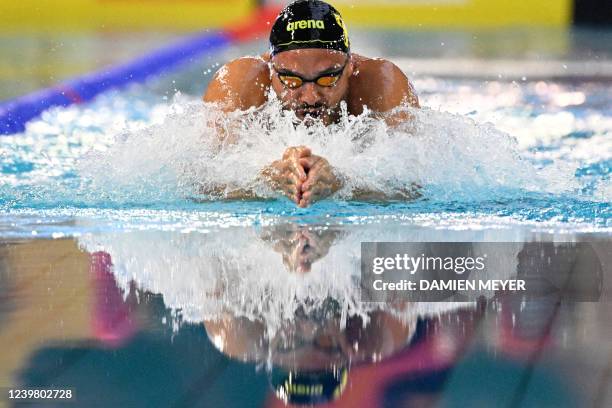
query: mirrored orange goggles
278 72 342 88
273 57 349 89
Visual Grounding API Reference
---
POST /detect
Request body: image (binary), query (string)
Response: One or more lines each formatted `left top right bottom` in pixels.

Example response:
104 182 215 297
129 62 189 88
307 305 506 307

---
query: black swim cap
269 0 350 56
270 367 348 404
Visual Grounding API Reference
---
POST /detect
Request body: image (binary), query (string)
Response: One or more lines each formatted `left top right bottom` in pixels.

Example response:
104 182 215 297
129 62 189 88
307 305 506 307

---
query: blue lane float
0 31 231 135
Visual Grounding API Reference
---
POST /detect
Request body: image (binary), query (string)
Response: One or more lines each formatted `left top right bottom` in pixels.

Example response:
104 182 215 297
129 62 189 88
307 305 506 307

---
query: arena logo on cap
286 19 325 31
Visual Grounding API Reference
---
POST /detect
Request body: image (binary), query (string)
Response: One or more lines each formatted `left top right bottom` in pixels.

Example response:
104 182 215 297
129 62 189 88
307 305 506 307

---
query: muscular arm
339 57 422 201
200 55 421 205
198 56 272 199
203 56 271 112
348 57 419 125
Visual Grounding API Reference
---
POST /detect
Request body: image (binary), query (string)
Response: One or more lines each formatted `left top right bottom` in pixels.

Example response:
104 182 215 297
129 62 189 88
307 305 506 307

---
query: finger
308 159 326 174
297 190 309 206
280 178 301 200
304 184 332 204
284 172 301 188
296 146 311 158
301 166 319 190
283 146 311 160
305 173 335 191
299 156 320 171
288 191 301 204
289 159 307 180
303 167 335 192
299 191 320 207
301 177 313 192
284 183 299 196
302 171 322 191
299 189 318 207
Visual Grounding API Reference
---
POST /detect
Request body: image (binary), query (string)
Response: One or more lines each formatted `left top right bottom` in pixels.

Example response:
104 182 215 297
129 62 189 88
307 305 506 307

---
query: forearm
197 183 265 201
349 187 420 201
335 170 421 201
197 162 283 200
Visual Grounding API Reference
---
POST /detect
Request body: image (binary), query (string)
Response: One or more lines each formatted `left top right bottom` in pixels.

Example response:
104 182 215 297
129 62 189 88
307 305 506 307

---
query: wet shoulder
203 55 271 110
348 54 419 114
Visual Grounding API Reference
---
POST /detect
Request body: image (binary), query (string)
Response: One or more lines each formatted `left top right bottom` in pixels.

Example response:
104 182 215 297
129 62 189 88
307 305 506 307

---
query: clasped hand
262 146 341 207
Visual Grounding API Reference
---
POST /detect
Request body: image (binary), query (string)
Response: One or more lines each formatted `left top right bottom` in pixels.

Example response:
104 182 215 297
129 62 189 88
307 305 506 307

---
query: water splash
74 95 585 204
78 225 517 330
0 80 609 229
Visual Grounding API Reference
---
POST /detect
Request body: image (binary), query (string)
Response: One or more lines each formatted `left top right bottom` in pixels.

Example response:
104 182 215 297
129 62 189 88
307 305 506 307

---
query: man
204 0 419 207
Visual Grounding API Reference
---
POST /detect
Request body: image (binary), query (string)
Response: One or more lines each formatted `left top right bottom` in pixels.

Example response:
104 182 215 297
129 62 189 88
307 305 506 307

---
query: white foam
77 95 580 204
78 225 522 334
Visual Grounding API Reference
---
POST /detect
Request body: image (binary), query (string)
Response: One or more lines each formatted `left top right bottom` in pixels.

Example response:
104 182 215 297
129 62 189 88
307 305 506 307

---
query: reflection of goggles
270 367 348 405
271 56 349 89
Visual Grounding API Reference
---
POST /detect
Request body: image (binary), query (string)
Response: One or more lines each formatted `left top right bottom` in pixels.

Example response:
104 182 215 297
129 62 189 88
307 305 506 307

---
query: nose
298 82 321 106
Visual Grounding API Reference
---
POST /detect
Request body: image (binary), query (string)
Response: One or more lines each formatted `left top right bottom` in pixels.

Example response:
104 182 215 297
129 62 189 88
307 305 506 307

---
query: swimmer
204 0 420 207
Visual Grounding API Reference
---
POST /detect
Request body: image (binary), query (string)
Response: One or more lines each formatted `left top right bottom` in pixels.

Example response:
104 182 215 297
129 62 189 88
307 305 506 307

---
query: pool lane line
394 57 612 81
0 32 229 135
0 6 281 136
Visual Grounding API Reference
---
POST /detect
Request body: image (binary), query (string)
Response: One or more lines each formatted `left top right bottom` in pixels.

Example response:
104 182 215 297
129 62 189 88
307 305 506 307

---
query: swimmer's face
270 49 352 126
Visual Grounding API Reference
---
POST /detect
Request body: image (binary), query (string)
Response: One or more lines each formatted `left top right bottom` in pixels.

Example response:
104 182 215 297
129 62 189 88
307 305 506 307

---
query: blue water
0 56 611 408
0 75 610 238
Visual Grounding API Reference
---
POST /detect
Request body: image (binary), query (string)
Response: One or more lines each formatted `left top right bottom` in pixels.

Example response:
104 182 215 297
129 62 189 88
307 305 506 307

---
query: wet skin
203 226 415 372
203 48 420 207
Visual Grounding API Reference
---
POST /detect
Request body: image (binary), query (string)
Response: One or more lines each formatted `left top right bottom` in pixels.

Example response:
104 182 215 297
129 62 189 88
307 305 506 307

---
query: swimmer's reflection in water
202 1 420 207
205 224 416 404
204 303 415 405
259 224 341 273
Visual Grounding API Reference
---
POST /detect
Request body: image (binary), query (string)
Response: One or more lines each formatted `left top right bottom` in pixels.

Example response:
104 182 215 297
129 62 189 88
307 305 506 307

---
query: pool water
0 34 611 408
1 223 610 407
0 70 610 237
